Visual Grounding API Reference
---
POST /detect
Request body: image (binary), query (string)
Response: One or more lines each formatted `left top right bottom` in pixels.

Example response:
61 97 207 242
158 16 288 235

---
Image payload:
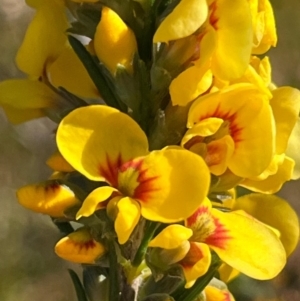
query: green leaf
68 269 89 301
68 35 123 110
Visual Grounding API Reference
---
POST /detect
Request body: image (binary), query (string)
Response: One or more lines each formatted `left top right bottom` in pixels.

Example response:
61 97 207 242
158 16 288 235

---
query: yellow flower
249 0 277 54
205 284 235 301
240 86 300 193
163 0 253 105
183 84 275 178
93 6 137 74
149 198 286 288
0 79 60 124
57 105 210 244
17 181 80 218
55 227 106 264
0 0 98 123
232 193 300 257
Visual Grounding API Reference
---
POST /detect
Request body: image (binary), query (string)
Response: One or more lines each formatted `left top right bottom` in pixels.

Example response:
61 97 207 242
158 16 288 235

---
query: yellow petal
1 104 46 124
115 197 141 244
16 1 68 76
218 264 239 283
46 150 75 172
149 225 193 249
206 135 235 176
232 193 299 256
270 87 300 154
57 105 149 182
136 149 210 223
0 79 58 108
205 285 235 301
17 181 80 217
170 66 213 106
94 7 137 74
211 0 252 79
180 242 211 288
47 47 99 99
286 118 300 179
208 209 286 280
240 156 295 194
55 227 106 264
182 118 224 145
188 84 275 178
153 0 208 43
251 0 277 54
76 186 118 219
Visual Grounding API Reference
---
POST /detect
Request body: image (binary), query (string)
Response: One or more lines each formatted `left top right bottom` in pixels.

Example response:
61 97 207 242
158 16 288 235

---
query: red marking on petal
119 158 160 202
224 291 232 301
198 104 243 143
180 242 204 268
209 1 219 30
44 182 60 192
187 205 210 227
98 153 123 187
204 216 231 249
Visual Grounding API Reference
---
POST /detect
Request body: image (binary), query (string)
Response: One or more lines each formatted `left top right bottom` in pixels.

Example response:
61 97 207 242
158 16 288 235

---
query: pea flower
149 198 286 288
182 83 275 178
57 105 210 244
0 0 98 124
55 227 106 264
159 0 253 105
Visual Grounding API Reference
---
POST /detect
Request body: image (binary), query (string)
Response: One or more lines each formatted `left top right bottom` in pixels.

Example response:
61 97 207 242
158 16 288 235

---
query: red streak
204 216 231 249
199 103 243 143
98 153 123 187
209 1 219 29
186 205 210 227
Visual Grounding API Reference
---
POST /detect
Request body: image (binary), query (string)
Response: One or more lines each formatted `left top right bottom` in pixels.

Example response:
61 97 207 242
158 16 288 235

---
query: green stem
108 240 120 301
132 221 159 267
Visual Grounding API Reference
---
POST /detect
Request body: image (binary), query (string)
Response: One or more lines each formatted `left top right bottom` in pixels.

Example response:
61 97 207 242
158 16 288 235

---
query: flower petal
55 227 106 264
208 209 286 280
240 155 295 194
188 84 275 178
17 181 80 217
153 0 208 43
134 149 210 223
47 47 99 99
270 87 300 154
16 0 68 76
205 285 235 301
232 193 299 256
94 7 137 74
0 79 58 108
180 242 211 288
149 225 193 249
115 197 141 244
76 186 118 219
57 105 149 182
46 150 75 172
286 118 300 179
170 66 213 106
211 0 252 79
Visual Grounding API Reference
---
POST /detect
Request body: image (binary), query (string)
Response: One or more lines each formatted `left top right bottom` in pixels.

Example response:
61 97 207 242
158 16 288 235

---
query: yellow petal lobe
17 181 80 217
149 225 193 249
55 227 106 264
115 197 141 244
153 0 208 43
57 105 149 182
94 7 137 74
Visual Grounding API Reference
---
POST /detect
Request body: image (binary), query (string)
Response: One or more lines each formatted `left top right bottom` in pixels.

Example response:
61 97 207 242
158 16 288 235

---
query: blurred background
0 1 299 300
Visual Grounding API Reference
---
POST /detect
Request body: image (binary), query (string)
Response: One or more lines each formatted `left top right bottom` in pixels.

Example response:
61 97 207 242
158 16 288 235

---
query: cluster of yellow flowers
1 0 300 300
